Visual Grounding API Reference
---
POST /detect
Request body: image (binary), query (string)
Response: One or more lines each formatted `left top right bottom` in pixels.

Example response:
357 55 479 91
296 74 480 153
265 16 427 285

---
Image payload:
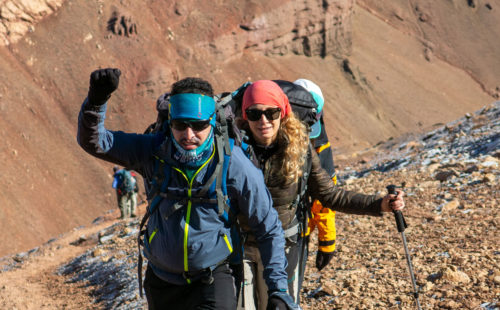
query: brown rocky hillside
0 0 498 259
1 101 498 309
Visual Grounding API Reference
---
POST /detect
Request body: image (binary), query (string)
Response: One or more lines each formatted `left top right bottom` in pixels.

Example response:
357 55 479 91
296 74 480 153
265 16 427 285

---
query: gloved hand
267 290 301 310
88 68 121 106
315 250 335 271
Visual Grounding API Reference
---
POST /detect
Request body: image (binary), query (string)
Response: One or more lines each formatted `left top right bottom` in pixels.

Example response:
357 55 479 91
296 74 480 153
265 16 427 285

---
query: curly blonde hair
237 112 309 185
276 113 309 184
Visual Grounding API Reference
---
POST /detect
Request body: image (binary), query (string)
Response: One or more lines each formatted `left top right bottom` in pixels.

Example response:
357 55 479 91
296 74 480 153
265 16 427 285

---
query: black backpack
272 80 319 127
219 80 320 129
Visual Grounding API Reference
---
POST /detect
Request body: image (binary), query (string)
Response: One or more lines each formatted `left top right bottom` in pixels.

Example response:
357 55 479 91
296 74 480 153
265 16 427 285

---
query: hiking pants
144 263 237 310
116 192 129 218
116 191 136 218
237 237 303 309
130 192 137 216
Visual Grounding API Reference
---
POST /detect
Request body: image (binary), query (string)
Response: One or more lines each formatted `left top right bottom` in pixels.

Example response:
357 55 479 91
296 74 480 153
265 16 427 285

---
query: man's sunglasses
170 119 211 131
245 108 281 121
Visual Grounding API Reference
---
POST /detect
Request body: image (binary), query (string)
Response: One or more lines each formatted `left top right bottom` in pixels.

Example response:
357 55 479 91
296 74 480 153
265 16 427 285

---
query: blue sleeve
112 175 119 189
77 98 164 175
226 147 288 291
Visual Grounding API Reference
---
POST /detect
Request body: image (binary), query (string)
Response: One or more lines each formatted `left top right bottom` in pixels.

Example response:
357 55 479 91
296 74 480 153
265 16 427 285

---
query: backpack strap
298 146 313 221
285 146 313 238
209 129 234 218
138 158 170 298
220 141 233 221
215 101 232 156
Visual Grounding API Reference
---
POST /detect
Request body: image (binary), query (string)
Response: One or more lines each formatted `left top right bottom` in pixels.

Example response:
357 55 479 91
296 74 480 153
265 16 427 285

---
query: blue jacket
77 99 288 290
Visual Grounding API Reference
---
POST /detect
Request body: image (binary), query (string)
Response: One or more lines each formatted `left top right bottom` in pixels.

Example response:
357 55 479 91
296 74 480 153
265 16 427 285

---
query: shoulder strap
138 157 170 298
215 101 232 155
293 146 313 235
213 134 234 220
292 146 312 209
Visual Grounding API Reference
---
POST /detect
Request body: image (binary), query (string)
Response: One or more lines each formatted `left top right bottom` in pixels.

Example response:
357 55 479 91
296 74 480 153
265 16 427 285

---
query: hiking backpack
272 80 319 128
118 169 136 193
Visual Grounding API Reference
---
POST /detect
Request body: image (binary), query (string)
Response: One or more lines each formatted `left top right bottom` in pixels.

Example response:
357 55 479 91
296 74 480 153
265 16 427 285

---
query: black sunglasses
170 119 211 131
245 108 281 121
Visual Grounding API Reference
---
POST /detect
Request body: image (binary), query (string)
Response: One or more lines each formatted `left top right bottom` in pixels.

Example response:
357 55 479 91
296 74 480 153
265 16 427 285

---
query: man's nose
183 127 196 139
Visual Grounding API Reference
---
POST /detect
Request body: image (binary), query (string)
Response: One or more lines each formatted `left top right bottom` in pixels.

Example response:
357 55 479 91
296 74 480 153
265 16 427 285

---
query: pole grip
386 185 407 232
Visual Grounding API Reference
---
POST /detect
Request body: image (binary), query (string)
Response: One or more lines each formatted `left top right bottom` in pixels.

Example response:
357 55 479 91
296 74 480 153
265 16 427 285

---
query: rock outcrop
206 0 354 60
0 0 65 45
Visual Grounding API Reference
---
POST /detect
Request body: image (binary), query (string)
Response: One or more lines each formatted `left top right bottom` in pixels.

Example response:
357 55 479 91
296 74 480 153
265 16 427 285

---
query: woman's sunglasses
245 108 281 121
170 119 211 131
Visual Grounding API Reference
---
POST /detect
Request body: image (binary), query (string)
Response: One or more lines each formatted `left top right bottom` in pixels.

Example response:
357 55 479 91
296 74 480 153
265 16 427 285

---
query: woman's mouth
259 127 272 134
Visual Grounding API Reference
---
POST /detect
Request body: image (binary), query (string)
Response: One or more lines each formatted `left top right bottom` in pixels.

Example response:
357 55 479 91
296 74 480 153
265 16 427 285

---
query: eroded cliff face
0 0 65 45
205 0 354 59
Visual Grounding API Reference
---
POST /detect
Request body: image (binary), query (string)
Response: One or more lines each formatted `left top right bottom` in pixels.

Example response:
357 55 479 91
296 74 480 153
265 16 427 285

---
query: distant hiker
112 166 138 219
236 80 406 309
293 79 338 276
77 68 299 310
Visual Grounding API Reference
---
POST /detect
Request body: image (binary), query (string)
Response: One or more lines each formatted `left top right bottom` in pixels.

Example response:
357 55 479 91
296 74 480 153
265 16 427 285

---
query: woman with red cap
236 80 406 309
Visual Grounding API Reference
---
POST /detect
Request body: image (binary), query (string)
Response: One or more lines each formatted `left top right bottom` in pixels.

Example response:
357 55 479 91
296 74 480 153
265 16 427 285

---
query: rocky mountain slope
1 102 497 309
0 0 498 262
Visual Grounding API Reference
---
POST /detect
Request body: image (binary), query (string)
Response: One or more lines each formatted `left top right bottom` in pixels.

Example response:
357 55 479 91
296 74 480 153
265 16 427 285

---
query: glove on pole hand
88 68 121 106
266 290 301 310
315 251 334 271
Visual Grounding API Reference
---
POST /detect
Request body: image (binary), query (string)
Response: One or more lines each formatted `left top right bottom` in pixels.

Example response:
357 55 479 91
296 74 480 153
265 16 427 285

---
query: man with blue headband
77 68 300 310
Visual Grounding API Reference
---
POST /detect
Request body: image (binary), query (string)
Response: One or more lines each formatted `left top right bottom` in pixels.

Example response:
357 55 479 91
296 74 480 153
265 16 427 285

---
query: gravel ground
4 102 497 310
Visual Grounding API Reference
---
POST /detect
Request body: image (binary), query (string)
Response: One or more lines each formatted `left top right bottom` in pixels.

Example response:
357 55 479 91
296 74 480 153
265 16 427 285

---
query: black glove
315 250 335 271
87 68 121 106
266 290 301 310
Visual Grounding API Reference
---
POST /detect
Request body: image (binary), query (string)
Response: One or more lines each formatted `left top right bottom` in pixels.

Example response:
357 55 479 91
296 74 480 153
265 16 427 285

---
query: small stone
92 248 105 257
442 199 460 212
422 281 434 292
435 170 458 182
123 227 133 235
427 163 441 174
441 267 470 284
480 156 499 168
482 173 496 183
438 299 460 309
419 180 441 188
465 164 479 173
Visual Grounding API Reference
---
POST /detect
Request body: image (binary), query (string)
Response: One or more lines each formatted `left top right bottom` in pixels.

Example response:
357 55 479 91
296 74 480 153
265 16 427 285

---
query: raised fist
88 68 121 106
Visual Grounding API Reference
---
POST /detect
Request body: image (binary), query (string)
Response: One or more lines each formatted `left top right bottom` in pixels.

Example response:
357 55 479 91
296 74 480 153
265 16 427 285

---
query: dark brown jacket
241 142 383 234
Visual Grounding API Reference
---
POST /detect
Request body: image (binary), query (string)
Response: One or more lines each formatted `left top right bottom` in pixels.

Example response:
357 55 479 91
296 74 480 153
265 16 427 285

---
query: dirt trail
0 211 124 310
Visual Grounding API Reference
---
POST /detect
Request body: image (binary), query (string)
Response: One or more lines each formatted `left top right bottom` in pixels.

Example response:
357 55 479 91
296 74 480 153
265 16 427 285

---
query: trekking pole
387 185 421 310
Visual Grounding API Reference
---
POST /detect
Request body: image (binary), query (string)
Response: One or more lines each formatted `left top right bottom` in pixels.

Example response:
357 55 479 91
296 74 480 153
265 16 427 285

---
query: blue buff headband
169 93 216 126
